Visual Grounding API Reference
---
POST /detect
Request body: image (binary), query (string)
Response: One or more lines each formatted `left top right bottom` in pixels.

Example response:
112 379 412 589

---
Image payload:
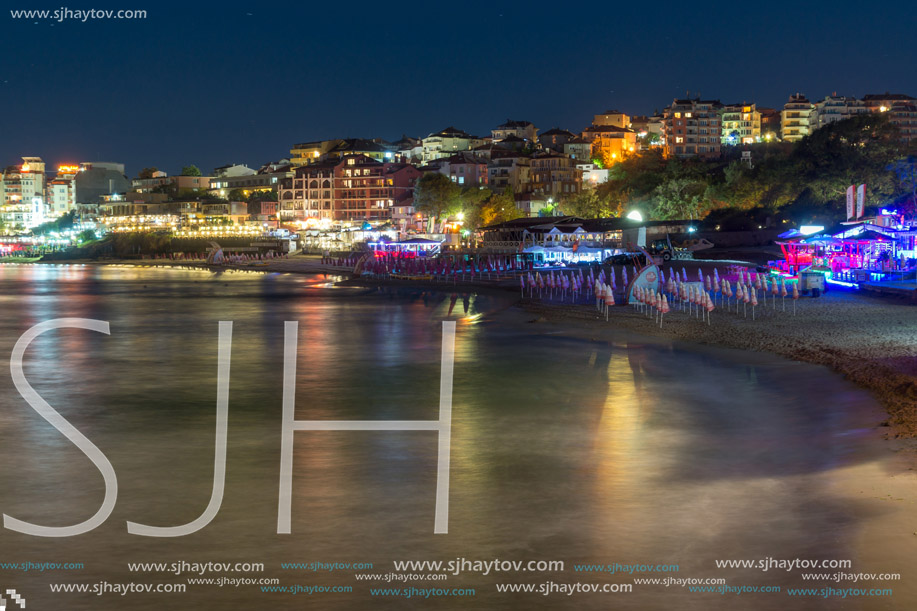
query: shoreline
12 256 917 440
519 293 917 442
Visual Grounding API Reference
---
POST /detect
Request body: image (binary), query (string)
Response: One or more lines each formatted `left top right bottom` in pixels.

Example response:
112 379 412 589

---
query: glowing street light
626 210 643 222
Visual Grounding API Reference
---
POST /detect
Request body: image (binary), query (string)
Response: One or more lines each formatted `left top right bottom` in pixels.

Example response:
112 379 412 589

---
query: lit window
685 112 692 118
676 137 684 143
674 112 681 118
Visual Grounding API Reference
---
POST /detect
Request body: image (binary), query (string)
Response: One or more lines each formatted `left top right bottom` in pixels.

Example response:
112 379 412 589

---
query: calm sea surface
0 264 903 610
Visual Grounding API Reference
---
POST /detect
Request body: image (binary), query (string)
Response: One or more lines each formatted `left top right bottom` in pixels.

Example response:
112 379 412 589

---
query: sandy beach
522 289 917 440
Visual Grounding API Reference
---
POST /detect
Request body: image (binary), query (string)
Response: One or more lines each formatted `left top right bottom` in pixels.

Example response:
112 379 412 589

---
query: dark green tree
413 173 462 222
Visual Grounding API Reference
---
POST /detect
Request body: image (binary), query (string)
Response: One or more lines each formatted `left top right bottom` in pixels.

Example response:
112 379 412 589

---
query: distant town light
626 210 643 222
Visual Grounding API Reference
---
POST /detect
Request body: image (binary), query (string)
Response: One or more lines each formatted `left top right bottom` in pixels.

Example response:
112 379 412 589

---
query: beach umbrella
713 268 720 285
750 283 759 320
704 275 712 292
705 290 714 325
681 267 687 282
780 277 788 311
770 275 779 308
604 285 615 320
622 266 628 286
792 282 799 315
698 268 703 283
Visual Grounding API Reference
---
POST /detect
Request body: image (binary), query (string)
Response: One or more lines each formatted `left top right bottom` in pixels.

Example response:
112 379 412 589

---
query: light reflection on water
0 264 897 610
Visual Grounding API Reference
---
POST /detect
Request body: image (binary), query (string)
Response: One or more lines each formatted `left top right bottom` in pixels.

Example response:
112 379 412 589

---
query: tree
138 167 158 179
891 157 917 219
558 188 608 218
181 165 202 177
228 188 248 202
653 178 708 219
413 173 462 222
77 229 97 243
637 132 661 147
478 187 523 226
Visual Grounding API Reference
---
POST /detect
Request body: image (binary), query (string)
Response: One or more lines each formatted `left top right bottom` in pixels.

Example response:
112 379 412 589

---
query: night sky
3 0 915 176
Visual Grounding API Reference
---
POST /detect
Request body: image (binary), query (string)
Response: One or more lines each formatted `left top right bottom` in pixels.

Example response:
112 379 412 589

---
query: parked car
604 252 647 267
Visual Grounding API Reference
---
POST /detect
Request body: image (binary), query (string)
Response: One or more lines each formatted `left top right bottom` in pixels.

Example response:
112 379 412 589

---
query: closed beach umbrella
750 283 759 320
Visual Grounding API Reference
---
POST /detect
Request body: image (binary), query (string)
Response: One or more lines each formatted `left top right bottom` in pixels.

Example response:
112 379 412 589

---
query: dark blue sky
2 0 915 176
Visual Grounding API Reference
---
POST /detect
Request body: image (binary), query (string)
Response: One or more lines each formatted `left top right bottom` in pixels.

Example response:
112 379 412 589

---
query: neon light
826 277 858 288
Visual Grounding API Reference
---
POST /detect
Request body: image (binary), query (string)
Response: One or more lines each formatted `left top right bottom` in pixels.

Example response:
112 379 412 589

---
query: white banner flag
856 184 866 219
846 185 855 220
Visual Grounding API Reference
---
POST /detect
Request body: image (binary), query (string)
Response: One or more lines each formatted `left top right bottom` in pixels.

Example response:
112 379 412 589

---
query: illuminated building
759 107 780 140
780 93 814 142
663 99 723 158
577 162 609 186
278 155 410 222
1 157 48 228
210 160 293 199
582 124 638 163
421 127 486 163
289 139 394 166
563 137 592 161
386 164 423 233
529 153 581 199
333 154 393 221
863 93 917 144
630 115 665 146
491 120 537 145
132 172 212 194
487 153 531 193
810 94 868 130
393 135 423 163
429 152 488 186
719 103 762 145
47 165 78 216
583 111 638 164
278 161 336 220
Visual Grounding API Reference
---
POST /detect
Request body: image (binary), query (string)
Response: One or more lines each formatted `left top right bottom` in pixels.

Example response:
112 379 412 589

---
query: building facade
663 99 723 157
538 128 576 153
529 154 581 199
430 152 489 187
720 103 762 145
810 94 868 130
780 93 814 142
492 120 537 144
421 127 485 163
863 93 917 144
